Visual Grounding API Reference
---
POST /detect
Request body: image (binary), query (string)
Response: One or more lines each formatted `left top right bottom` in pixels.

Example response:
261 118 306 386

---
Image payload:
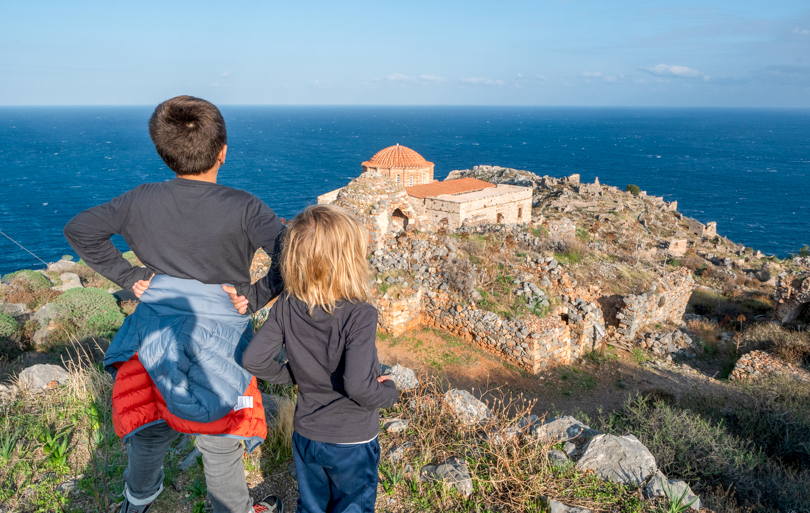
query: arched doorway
390 208 409 232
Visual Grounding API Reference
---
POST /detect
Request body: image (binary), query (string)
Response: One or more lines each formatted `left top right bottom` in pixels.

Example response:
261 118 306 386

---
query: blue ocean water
1 106 809 275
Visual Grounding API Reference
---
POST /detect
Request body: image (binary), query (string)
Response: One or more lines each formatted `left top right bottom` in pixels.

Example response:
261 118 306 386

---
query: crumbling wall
374 288 422 337
327 172 421 251
774 274 810 325
616 268 695 339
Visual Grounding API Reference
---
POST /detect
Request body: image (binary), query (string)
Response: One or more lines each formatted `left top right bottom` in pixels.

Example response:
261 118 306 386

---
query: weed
38 425 72 468
631 349 647 364
0 424 21 464
379 461 407 495
189 478 207 498
656 479 698 513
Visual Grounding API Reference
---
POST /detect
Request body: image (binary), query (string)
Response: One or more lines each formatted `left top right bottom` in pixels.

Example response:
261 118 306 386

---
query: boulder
179 446 202 471
533 416 600 444
442 389 491 426
381 364 419 391
48 260 76 273
31 303 58 348
644 472 701 511
420 457 473 497
52 273 83 292
17 364 70 393
383 418 409 434
576 434 657 486
547 450 569 468
0 301 31 321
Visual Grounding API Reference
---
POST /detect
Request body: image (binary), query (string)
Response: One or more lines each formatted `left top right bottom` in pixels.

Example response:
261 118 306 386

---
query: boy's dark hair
149 96 227 176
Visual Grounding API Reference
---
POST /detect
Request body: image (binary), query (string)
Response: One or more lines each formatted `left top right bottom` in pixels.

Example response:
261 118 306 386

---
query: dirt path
376 327 736 420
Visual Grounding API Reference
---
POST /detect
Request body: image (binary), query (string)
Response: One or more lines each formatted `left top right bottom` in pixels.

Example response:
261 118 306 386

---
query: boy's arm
343 306 398 411
235 199 286 314
241 304 294 385
63 192 153 291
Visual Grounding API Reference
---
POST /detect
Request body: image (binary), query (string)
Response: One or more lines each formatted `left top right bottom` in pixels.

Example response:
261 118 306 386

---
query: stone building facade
319 146 533 234
406 178 533 230
774 273 810 325
361 144 434 187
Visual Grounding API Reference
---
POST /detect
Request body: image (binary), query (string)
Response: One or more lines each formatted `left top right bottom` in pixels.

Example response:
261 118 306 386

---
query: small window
518 207 523 219
409 174 414 186
396 174 400 183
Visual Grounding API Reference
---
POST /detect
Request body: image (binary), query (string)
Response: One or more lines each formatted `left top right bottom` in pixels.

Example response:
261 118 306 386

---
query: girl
241 204 398 513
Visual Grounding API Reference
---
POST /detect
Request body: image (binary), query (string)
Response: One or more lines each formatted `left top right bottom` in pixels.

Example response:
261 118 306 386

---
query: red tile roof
405 178 496 199
362 144 434 169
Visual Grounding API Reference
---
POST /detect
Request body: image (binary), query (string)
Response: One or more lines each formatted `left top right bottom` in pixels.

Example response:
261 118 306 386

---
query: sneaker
253 495 283 513
119 497 153 513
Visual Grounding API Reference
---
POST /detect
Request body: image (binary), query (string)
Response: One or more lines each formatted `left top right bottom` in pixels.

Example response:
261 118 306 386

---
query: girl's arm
241 302 294 385
343 305 398 410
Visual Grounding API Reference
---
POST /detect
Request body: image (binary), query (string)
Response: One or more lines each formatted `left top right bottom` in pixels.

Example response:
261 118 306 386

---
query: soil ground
376 327 736 420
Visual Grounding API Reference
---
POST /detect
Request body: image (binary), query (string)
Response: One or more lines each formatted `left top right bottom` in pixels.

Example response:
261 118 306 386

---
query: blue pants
292 431 380 513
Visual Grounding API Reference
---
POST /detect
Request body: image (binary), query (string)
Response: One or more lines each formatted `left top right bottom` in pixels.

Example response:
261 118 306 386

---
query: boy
64 96 284 513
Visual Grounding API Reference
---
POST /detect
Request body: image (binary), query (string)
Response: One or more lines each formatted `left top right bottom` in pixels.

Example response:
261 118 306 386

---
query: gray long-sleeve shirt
242 294 398 444
63 177 284 312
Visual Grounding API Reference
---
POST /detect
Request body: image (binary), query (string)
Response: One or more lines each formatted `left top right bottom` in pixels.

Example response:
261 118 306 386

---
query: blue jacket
106 275 254 425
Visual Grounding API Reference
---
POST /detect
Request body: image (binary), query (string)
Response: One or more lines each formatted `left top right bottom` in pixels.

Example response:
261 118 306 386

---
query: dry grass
741 322 810 365
377 378 658 512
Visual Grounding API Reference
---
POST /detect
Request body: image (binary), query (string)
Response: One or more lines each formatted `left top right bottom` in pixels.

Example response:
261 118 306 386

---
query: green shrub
51 287 124 339
2 270 51 290
626 184 641 196
61 254 74 261
0 313 20 340
591 391 810 512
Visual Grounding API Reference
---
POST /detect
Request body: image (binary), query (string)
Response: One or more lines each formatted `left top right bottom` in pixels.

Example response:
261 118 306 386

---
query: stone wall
774 273 810 325
615 268 696 339
370 232 606 374
374 288 423 337
322 172 421 251
688 219 718 238
410 185 532 230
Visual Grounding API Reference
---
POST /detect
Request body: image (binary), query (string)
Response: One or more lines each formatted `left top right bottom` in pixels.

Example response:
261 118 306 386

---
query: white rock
17 364 70 393
442 389 492 426
48 260 76 273
576 434 657 486
52 273 83 292
644 471 701 511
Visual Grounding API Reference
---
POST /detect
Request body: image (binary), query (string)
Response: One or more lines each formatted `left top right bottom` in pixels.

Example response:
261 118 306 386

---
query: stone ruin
688 219 717 238
326 171 421 251
368 230 606 374
665 239 688 258
615 268 696 339
774 273 810 326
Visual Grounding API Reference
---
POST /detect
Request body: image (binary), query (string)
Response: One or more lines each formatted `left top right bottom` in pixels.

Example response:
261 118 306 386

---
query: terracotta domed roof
362 144 434 169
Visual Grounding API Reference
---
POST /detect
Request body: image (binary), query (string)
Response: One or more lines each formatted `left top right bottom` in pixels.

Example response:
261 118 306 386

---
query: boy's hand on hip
133 274 154 299
377 375 394 383
222 285 249 315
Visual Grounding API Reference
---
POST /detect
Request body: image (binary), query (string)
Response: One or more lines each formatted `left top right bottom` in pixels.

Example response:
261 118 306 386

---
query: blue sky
2 0 809 107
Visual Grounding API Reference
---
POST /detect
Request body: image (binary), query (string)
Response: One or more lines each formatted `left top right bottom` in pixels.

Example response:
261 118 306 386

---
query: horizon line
1 104 810 110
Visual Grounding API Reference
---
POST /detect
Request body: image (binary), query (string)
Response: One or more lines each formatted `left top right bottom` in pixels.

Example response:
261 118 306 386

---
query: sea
1 106 809 275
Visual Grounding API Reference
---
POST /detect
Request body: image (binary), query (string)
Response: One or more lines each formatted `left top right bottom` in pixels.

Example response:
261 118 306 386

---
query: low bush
590 380 810 512
0 312 20 340
1 270 60 309
626 184 641 196
51 288 125 340
2 270 51 290
741 322 810 365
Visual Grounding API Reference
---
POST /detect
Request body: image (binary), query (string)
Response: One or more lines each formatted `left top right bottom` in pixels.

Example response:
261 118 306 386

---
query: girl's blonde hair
281 204 371 314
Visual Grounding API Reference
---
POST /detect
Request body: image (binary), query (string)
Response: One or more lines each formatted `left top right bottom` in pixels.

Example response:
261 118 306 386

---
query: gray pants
123 422 253 513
